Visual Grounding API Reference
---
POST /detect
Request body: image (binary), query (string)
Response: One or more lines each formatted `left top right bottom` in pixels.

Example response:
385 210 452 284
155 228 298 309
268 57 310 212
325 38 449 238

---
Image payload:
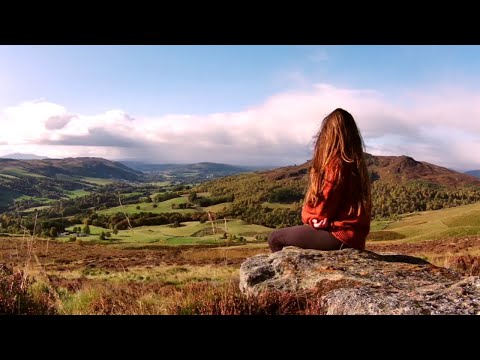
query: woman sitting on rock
268 108 371 252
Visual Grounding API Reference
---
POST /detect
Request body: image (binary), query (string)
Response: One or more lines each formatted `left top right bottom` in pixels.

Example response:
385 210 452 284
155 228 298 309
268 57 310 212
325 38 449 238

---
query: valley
1 154 480 314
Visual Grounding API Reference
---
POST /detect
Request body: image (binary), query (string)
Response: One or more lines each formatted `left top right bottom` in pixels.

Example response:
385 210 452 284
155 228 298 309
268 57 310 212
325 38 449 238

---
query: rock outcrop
239 247 480 315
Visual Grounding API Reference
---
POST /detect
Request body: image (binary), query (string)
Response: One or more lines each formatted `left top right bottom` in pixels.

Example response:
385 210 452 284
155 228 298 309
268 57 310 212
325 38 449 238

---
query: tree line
2 172 480 236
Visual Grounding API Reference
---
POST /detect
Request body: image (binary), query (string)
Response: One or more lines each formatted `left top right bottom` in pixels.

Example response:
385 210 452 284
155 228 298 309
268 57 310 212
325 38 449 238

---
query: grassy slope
97 196 200 215
65 219 273 245
65 189 91 198
370 220 393 232
46 201 480 246
261 202 295 210
80 177 116 186
0 167 47 178
152 201 293 214
370 202 480 243
0 165 114 208
22 205 52 213
200 202 232 212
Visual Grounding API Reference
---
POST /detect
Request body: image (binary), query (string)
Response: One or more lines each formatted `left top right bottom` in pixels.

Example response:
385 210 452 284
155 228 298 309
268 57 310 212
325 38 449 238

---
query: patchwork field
65 219 273 246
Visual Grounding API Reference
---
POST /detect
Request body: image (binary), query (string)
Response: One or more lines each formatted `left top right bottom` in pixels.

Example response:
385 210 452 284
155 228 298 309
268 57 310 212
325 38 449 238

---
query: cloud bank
1 83 479 169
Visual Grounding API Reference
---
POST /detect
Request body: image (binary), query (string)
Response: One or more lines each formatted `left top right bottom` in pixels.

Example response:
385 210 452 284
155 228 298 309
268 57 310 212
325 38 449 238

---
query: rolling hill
261 153 480 188
122 161 269 173
121 161 272 181
194 153 480 222
0 157 141 180
0 157 143 210
2 153 480 224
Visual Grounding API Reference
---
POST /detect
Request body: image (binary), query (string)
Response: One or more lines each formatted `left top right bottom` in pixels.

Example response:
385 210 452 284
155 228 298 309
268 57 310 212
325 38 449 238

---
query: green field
65 189 91 199
65 219 274 245
15 195 57 204
80 177 116 185
201 202 232 212
370 220 393 232
262 202 295 210
54 174 79 182
98 196 201 215
166 200 294 213
371 202 480 243
0 167 46 178
22 205 52 213
147 181 171 187
222 220 273 236
65 224 109 236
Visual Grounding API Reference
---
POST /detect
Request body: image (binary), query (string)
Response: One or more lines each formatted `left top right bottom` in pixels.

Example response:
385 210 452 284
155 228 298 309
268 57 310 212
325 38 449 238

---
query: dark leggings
268 225 346 253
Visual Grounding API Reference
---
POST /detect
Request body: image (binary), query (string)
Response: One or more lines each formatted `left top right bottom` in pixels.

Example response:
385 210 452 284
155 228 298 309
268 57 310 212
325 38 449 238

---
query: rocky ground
240 246 480 315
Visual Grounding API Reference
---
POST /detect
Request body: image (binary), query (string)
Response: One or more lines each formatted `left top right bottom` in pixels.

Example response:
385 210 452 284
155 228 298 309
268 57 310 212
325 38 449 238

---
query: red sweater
301 159 371 250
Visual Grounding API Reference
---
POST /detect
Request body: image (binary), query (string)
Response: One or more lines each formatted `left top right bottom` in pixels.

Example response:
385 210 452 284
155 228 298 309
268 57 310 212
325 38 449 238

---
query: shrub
166 280 327 315
0 265 55 315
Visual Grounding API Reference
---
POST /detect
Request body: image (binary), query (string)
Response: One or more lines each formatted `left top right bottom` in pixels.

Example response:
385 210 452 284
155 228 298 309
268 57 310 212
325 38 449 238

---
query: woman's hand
312 218 328 229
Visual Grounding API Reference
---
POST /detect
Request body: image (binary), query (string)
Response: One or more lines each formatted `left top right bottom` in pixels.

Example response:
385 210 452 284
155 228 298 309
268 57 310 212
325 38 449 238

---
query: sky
1 45 480 170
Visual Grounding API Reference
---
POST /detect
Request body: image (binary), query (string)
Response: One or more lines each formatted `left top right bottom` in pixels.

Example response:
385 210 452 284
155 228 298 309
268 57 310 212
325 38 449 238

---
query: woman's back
268 108 371 253
301 157 371 250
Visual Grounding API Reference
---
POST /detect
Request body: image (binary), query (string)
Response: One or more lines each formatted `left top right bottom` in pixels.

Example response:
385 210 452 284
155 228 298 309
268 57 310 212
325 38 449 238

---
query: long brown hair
304 108 371 215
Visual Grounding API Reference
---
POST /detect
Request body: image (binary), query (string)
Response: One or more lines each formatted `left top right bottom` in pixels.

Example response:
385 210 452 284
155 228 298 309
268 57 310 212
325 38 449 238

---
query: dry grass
3 214 480 315
1 233 324 315
0 213 63 314
48 278 329 315
0 265 56 315
415 253 480 276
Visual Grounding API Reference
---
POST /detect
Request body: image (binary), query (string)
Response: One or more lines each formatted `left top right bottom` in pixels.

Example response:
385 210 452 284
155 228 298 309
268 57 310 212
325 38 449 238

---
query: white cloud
1 83 480 169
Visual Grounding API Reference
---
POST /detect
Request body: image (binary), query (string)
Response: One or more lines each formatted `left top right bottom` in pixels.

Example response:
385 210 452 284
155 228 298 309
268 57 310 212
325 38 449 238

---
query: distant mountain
260 153 480 188
120 161 272 180
0 157 143 210
364 154 480 187
194 153 480 222
0 153 49 160
465 170 480 178
0 157 141 181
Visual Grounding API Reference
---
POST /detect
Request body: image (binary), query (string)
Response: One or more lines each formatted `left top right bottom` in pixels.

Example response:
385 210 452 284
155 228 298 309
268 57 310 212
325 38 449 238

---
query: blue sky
1 45 480 169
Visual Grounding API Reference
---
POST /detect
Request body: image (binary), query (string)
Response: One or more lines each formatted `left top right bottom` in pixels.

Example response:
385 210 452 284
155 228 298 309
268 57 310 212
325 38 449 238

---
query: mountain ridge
0 157 141 180
120 160 272 173
260 153 480 188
